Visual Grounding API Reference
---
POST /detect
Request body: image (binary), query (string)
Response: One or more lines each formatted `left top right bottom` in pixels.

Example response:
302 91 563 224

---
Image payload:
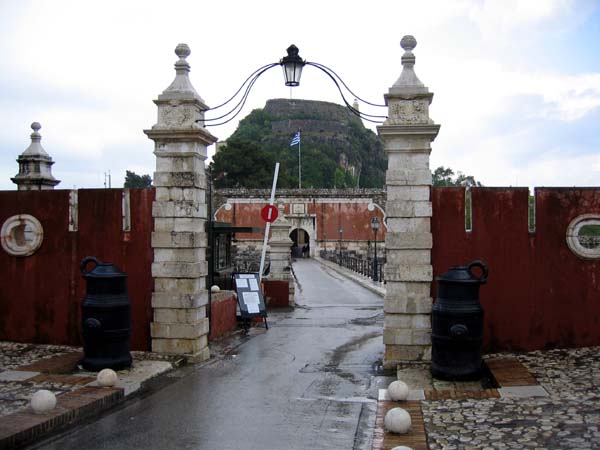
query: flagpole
298 139 301 189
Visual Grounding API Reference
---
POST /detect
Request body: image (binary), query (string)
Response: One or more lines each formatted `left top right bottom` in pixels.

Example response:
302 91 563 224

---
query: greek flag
290 131 301 146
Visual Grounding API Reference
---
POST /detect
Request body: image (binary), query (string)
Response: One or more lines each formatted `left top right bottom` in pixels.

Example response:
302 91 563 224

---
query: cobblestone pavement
0 342 75 370
0 341 178 418
0 342 80 416
423 346 600 450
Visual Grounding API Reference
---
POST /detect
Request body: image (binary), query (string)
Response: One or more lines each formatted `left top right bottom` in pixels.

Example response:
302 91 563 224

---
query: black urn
80 257 132 372
431 260 488 380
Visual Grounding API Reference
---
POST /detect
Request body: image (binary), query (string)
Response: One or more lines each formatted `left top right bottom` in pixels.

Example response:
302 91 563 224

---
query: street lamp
197 45 387 128
338 227 343 262
281 45 305 87
371 217 380 281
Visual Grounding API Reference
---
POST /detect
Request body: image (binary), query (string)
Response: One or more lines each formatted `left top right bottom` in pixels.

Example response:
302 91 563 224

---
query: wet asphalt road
31 259 386 450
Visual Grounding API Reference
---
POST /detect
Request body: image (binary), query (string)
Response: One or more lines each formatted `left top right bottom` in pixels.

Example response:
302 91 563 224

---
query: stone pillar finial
161 43 203 101
11 122 60 190
175 43 191 59
392 35 425 91
151 44 209 130
25 122 48 156
174 44 191 73
29 122 43 143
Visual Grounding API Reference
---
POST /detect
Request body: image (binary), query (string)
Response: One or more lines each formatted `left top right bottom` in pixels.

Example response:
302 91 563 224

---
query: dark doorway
290 228 310 258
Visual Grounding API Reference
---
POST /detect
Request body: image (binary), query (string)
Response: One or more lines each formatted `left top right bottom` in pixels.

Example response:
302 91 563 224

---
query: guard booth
207 221 263 291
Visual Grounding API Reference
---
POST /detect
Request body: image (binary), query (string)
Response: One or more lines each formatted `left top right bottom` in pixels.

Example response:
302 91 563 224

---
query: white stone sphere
391 447 413 450
30 389 57 414
384 407 412 434
388 380 409 401
97 368 119 387
211 285 221 293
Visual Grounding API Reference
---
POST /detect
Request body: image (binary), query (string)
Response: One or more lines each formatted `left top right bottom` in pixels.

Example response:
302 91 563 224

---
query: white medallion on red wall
1 214 44 257
566 214 600 260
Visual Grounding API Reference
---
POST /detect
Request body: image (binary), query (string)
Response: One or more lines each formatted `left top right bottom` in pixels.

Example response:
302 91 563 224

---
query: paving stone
499 386 550 398
0 371 40 382
421 346 600 449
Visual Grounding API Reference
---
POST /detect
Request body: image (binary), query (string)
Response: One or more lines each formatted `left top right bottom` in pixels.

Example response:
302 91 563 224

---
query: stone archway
290 228 310 258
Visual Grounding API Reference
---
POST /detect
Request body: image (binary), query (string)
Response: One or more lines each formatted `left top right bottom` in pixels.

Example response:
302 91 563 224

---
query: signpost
258 163 280 280
236 163 278 333
261 204 279 223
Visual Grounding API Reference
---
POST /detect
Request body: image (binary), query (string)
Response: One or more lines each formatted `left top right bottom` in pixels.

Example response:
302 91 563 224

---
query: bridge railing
319 250 385 283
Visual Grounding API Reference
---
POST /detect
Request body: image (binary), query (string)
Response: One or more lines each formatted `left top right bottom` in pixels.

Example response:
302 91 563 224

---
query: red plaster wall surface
0 189 154 350
432 187 600 352
209 291 237 340
216 200 386 242
263 279 290 307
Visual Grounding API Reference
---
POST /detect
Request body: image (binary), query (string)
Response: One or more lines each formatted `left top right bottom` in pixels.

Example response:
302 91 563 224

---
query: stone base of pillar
383 344 432 370
151 334 209 361
186 346 211 363
289 282 295 307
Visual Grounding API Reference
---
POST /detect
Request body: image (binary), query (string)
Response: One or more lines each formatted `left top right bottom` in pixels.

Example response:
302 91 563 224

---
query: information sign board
233 273 268 329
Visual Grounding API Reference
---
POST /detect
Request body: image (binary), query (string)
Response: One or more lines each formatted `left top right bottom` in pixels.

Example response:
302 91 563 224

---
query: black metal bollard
431 260 488 380
80 257 132 372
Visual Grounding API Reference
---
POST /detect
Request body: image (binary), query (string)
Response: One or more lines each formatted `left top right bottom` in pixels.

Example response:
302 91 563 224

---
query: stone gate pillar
144 44 217 361
377 36 440 368
267 203 295 306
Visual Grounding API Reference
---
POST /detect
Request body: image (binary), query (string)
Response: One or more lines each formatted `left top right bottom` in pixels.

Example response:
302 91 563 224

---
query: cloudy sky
1 0 599 190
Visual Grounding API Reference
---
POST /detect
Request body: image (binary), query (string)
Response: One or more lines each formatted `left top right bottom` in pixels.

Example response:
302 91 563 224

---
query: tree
333 168 347 188
208 100 386 189
124 170 152 188
210 138 277 189
432 166 482 187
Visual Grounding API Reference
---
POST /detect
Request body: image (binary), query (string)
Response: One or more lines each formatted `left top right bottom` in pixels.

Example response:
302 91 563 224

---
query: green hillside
209 99 386 189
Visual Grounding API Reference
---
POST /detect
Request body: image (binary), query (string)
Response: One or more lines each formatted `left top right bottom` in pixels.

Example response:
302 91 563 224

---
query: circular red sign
261 205 279 223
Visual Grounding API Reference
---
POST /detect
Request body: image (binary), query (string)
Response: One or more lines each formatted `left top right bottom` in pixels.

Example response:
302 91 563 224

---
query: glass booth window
215 233 231 270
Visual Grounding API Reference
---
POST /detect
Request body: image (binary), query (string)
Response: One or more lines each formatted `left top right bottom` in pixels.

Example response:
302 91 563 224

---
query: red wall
263 279 290 307
0 189 154 350
209 291 237 340
216 200 386 242
432 187 600 352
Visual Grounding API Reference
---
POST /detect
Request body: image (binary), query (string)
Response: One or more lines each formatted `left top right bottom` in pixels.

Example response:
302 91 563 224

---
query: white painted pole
259 162 280 281
298 139 301 189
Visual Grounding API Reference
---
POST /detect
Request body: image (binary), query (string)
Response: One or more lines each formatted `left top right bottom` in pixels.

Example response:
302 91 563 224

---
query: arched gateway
290 228 310 258
214 188 386 262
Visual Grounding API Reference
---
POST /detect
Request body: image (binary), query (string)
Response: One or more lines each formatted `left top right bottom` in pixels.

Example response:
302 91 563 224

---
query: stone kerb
377 36 440 368
144 43 217 362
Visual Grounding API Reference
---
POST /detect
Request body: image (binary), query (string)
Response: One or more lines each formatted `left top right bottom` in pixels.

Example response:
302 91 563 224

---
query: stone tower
12 122 60 190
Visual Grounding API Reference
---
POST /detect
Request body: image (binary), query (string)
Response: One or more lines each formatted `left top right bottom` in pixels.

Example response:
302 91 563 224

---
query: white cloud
468 0 575 34
0 0 599 190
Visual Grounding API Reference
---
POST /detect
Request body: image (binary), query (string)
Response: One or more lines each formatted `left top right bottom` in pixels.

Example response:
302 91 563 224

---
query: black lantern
280 45 305 87
371 217 380 281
